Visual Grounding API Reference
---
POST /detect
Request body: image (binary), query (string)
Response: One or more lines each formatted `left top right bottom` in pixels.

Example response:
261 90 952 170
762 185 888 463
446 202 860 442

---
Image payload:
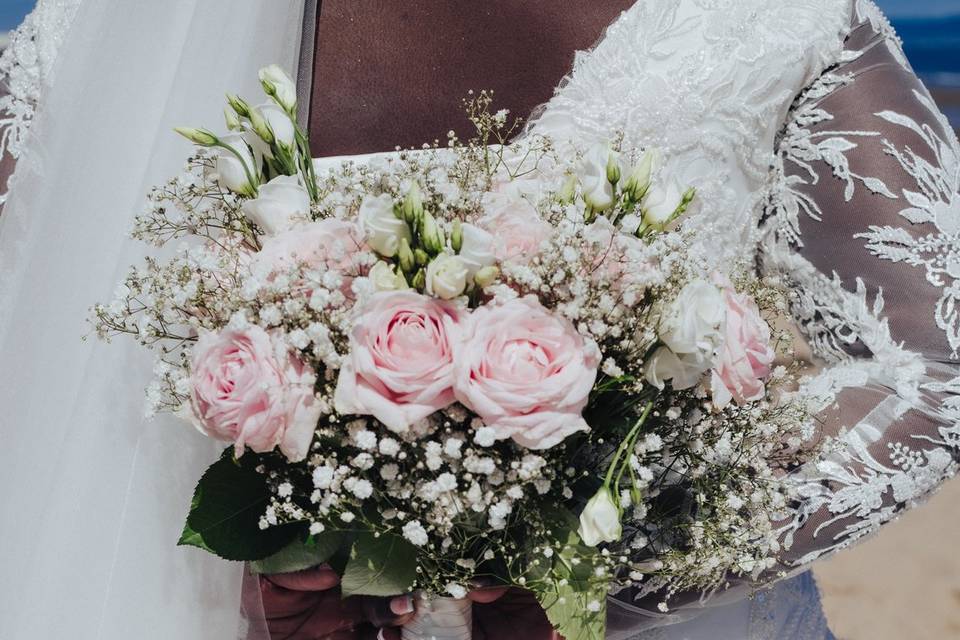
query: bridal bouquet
93 67 814 640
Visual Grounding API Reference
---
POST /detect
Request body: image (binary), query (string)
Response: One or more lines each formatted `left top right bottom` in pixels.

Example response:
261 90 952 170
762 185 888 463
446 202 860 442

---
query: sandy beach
815 477 960 639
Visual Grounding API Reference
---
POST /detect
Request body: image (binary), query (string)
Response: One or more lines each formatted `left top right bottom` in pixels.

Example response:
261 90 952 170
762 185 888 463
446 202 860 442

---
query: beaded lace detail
0 0 82 206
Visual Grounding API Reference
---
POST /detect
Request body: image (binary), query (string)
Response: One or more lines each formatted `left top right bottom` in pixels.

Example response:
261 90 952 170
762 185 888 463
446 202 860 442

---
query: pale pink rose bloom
252 218 365 289
334 291 465 433
188 326 322 462
710 274 775 408
479 193 552 264
454 296 600 449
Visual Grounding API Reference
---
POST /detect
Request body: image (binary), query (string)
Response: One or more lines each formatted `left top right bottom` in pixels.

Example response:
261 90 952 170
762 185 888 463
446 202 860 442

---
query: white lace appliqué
0 0 81 206
855 92 960 356
762 0 960 574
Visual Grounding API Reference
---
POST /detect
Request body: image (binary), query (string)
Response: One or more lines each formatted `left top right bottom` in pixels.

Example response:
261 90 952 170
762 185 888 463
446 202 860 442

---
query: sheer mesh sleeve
609 3 960 633
763 2 960 569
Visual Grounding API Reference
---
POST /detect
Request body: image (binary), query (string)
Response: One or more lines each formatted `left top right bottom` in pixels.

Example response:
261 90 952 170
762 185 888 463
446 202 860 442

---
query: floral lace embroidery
855 92 960 356
0 0 82 206
761 0 960 572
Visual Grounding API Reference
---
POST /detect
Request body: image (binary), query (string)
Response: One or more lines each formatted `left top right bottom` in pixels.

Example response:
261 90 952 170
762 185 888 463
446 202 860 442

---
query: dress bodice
305 0 634 157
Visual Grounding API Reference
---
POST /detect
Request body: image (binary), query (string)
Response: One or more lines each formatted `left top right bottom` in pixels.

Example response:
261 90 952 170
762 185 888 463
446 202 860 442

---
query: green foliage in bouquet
95 62 821 640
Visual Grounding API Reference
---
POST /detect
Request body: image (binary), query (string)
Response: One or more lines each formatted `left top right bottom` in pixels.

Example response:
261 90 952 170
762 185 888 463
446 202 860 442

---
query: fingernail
390 594 415 615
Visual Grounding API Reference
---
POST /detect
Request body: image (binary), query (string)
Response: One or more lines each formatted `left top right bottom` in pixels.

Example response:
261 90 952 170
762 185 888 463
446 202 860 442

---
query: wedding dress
1 1 957 639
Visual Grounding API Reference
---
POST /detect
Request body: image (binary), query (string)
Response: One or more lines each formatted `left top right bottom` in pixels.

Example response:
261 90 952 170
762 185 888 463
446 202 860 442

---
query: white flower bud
578 487 622 547
369 261 409 292
253 103 297 154
623 147 661 202
578 143 618 212
215 133 259 197
474 265 500 288
643 179 684 229
258 64 298 114
226 94 251 118
359 194 411 257
425 254 469 300
557 174 577 204
241 175 310 235
224 108 241 131
420 211 445 255
457 223 496 278
401 182 424 225
174 127 218 147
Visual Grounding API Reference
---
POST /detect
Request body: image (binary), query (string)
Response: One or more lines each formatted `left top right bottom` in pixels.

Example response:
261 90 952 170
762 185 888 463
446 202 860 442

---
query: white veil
0 1 305 637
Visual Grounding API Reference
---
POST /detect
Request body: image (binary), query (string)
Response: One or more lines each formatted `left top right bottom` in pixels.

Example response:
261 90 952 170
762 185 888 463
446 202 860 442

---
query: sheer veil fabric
0 1 305 638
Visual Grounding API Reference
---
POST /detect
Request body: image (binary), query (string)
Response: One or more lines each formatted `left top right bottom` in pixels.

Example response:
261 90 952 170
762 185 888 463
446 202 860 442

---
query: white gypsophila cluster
259 406 580 592
609 383 816 607
92 87 816 612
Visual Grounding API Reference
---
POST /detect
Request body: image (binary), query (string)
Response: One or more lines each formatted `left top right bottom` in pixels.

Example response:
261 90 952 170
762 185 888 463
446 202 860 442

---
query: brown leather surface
308 0 634 157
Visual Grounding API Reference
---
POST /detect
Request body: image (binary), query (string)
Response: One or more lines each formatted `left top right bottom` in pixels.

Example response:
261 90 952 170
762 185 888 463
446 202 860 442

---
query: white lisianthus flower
643 178 683 228
216 133 258 196
426 253 469 300
644 346 711 391
359 193 410 257
645 279 725 390
241 175 309 235
257 102 296 149
578 487 622 547
369 261 409 291
660 279 725 356
578 143 619 212
457 223 496 278
259 64 298 114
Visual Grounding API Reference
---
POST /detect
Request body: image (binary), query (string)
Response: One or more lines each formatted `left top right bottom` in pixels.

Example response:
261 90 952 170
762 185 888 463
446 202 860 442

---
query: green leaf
340 532 418 598
249 531 344 574
178 521 214 554
529 508 608 640
178 448 302 561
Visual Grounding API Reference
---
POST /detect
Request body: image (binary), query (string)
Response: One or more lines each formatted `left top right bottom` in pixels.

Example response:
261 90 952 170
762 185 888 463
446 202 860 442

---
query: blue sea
891 14 960 127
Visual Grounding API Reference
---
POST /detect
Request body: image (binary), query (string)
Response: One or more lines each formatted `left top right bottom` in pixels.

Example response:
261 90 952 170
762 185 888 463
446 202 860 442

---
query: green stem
603 401 655 489
214 141 260 194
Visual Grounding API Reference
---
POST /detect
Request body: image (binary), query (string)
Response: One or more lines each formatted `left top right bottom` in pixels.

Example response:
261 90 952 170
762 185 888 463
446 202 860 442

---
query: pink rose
454 296 600 449
479 193 552 264
188 326 322 462
710 275 775 408
252 219 364 288
334 291 465 433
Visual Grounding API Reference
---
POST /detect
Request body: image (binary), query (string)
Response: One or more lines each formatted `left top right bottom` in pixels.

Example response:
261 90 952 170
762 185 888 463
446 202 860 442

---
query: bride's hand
261 567 557 639
261 565 415 640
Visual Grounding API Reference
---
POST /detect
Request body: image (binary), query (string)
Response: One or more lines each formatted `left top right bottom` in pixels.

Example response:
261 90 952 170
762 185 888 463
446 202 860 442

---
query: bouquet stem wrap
401 595 473 640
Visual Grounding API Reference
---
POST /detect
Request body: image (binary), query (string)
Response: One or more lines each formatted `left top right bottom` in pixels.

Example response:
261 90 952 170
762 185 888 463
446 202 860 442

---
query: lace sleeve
762 0 960 571
0 0 82 208
607 2 960 632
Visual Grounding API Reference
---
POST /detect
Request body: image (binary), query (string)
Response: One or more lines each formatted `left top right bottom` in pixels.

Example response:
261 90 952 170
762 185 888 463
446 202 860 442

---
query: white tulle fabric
0 1 304 638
